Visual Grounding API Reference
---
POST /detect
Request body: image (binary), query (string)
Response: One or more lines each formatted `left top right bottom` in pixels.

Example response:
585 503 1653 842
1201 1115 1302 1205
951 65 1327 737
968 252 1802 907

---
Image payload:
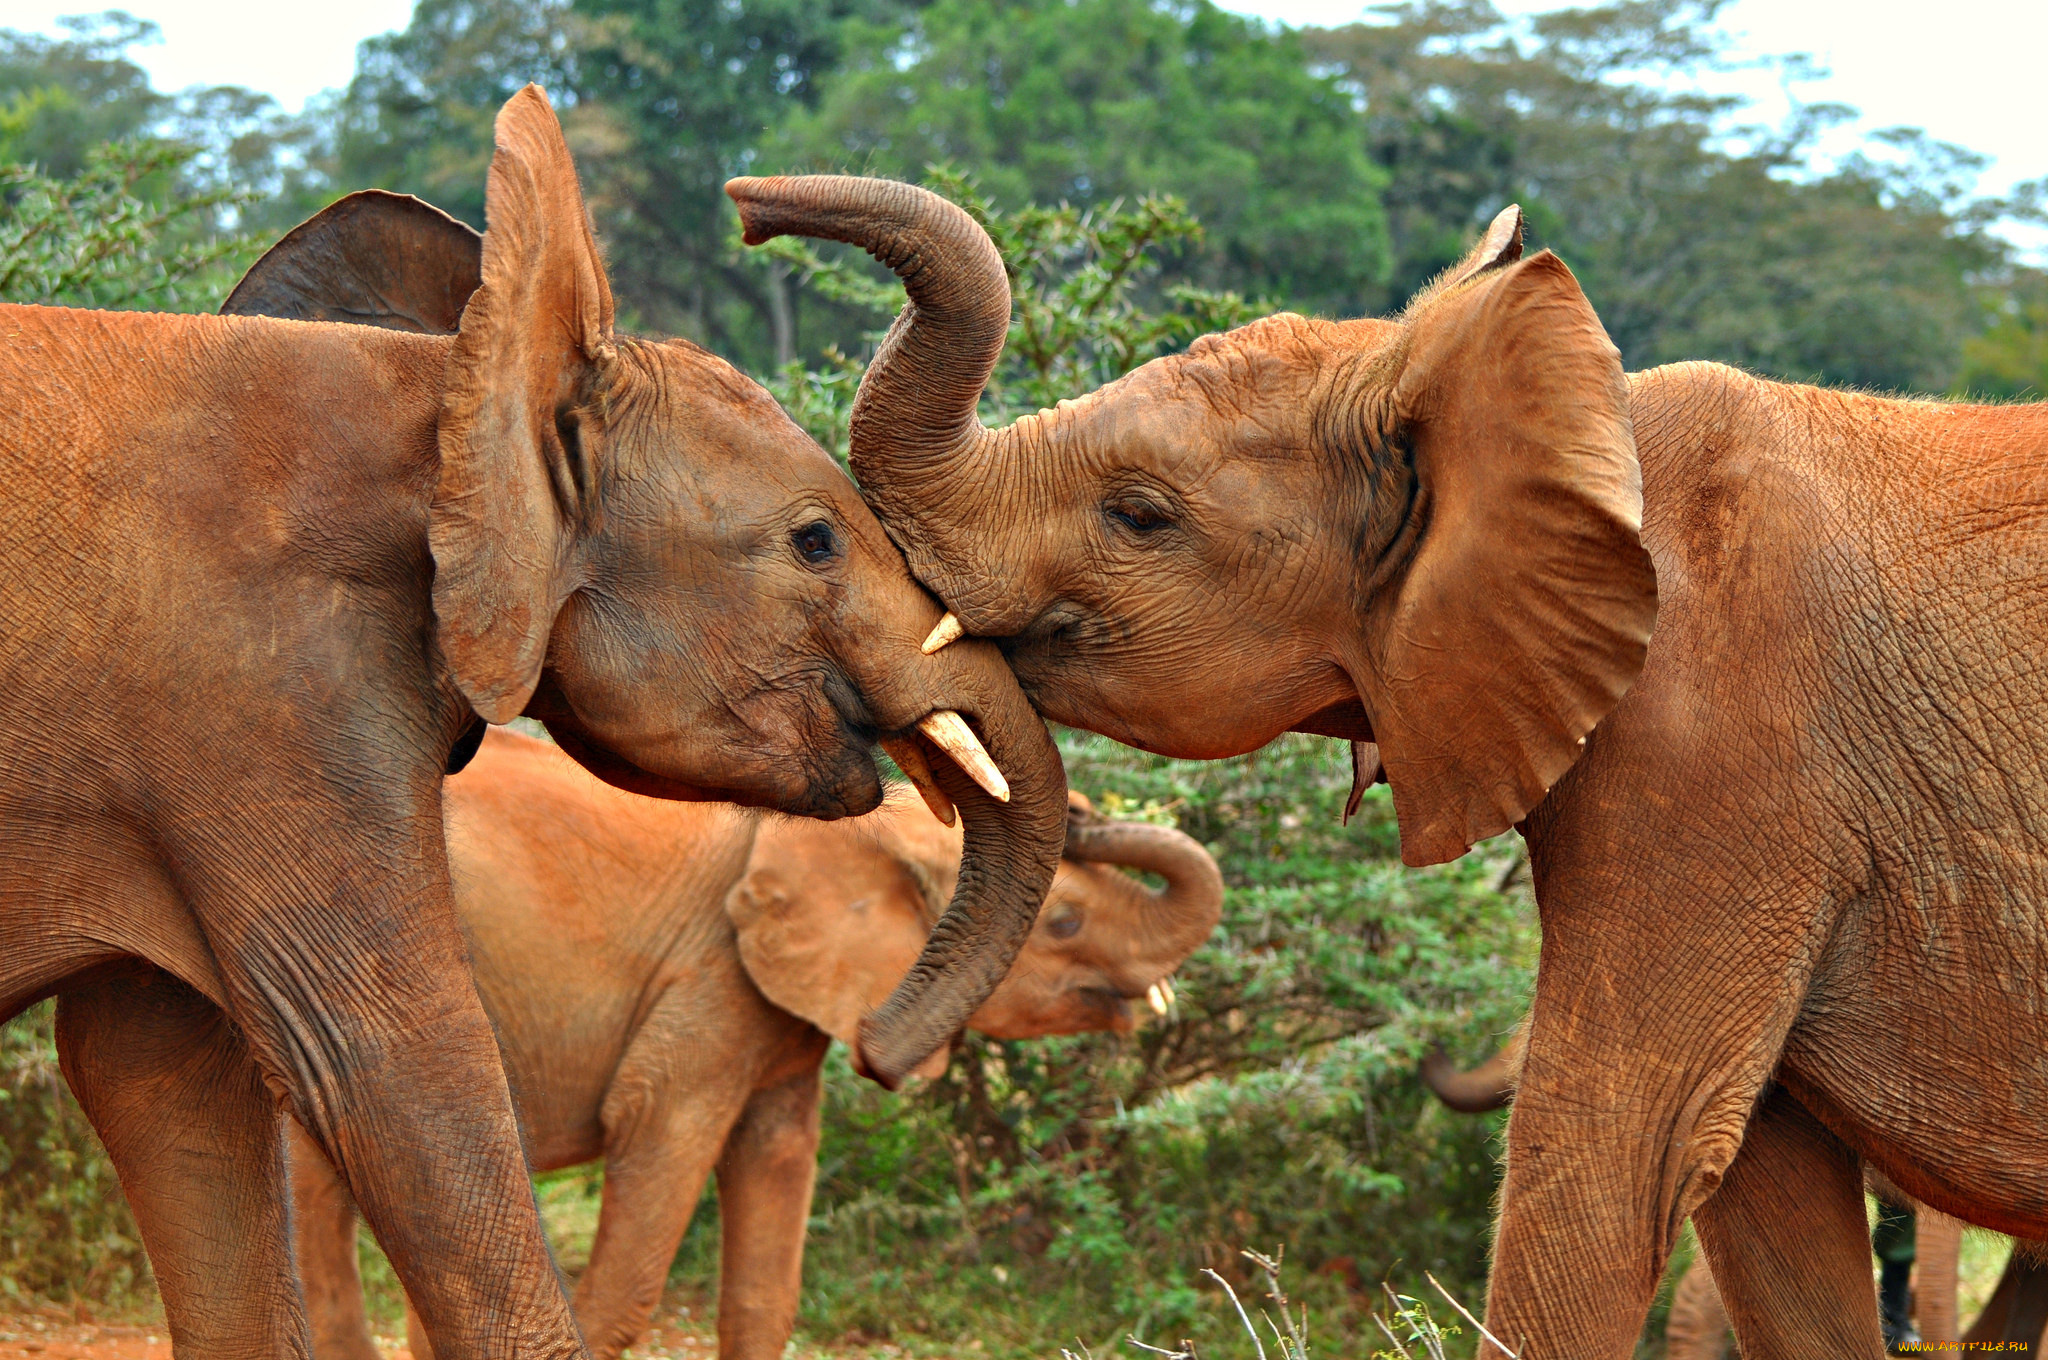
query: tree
323 0 897 358
780 0 1391 319
0 12 162 179
323 0 576 233
0 13 276 312
1957 268 2048 400
1304 0 2012 392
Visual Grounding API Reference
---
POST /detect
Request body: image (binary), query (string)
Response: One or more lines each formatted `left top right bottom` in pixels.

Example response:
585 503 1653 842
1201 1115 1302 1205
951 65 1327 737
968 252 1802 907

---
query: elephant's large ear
1359 211 1657 866
726 796 959 1080
220 190 481 332
433 84 616 723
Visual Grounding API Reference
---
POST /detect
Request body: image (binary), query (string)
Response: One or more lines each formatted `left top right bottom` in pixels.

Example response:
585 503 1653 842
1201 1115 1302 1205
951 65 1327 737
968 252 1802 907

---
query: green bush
0 1004 152 1313
637 733 1532 1357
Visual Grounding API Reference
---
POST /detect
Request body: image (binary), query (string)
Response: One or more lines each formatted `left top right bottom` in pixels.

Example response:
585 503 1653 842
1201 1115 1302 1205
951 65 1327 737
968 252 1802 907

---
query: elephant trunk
1063 817 1222 989
724 175 1019 621
1418 1041 1519 1114
854 641 1068 1090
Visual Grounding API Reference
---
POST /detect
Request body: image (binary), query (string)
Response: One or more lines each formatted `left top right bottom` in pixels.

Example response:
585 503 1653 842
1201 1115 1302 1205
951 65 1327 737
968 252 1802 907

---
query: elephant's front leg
570 1001 763 1360
187 799 585 1360
54 964 310 1360
714 1057 828 1360
1690 1086 1884 1360
1479 884 1823 1355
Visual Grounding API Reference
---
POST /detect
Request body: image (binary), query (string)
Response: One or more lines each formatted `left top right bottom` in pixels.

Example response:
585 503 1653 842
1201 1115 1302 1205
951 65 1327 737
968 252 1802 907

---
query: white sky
4 0 2043 241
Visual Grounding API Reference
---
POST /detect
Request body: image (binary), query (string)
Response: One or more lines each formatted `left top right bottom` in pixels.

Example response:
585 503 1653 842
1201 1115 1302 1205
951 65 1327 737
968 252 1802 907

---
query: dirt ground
0 1307 923 1360
0 1313 170 1360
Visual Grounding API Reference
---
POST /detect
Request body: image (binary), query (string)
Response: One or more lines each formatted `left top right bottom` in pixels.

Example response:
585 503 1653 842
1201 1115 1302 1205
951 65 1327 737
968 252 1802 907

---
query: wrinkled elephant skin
2 89 1067 1360
728 175 2048 1359
286 728 1219 1360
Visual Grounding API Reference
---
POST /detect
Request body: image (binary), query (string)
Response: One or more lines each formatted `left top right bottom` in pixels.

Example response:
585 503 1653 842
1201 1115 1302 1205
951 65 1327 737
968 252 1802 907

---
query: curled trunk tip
1062 816 1223 980
1418 1044 1517 1114
724 174 1009 507
853 708 1068 1089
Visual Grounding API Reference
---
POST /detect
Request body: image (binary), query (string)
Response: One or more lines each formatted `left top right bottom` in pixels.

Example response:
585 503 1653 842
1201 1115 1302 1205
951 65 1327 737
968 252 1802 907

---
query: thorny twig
1201 1268 1267 1360
1241 1248 1309 1358
1374 1282 1451 1360
1125 1337 1197 1360
1370 1307 1415 1360
1426 1272 1519 1359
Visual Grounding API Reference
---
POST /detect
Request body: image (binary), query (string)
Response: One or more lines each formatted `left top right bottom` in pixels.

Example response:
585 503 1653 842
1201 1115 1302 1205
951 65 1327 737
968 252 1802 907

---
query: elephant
723 173 2048 1357
1417 1040 2048 1357
1 88 1071 1360
1658 1222 2048 1360
286 725 1221 1360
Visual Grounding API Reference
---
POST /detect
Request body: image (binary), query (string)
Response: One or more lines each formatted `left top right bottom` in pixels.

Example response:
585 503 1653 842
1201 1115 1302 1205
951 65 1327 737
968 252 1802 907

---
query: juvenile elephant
2 89 1068 1359
289 726 1221 1360
727 175 2048 1357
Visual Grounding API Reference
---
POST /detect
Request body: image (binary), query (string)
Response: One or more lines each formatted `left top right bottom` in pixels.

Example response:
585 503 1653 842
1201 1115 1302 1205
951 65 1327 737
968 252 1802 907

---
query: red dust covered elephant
725 172 2048 1358
290 728 1221 1360
3 89 1070 1359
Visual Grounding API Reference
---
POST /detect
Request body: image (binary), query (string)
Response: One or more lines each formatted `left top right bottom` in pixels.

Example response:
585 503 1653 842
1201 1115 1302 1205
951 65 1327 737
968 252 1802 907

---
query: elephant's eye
1045 904 1083 939
792 520 837 564
1106 498 1172 535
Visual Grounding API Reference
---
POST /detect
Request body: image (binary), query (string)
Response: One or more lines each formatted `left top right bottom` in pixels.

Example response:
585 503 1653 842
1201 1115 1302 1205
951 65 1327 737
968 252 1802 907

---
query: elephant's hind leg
286 1118 383 1360
1967 1249 2048 1358
1662 1251 1731 1360
714 1057 828 1360
1911 1207 1964 1345
55 964 311 1360
1690 1086 1883 1360
572 992 767 1360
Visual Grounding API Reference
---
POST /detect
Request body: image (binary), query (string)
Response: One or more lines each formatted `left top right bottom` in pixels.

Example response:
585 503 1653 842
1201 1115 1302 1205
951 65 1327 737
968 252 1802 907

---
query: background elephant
724 175 2048 1358
289 726 1221 1360
4 89 1068 1360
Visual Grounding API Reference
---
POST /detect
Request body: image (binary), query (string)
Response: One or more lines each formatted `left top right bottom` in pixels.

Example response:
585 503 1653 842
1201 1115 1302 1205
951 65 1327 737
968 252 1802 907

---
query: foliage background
3 0 2045 1352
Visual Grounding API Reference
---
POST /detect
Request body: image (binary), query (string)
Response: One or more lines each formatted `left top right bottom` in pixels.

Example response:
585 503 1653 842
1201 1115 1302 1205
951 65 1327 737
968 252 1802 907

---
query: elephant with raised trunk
728 172 2048 1358
0 88 1071 1360
289 726 1220 1360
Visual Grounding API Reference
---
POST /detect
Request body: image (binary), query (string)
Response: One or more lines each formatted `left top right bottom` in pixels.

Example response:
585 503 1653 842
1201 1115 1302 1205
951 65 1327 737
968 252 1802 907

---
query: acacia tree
777 0 1392 319
1304 0 2016 392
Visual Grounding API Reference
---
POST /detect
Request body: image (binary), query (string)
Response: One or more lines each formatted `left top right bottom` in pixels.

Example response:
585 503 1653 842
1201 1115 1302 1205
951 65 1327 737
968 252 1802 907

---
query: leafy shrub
647 732 1532 1357
0 1004 151 1313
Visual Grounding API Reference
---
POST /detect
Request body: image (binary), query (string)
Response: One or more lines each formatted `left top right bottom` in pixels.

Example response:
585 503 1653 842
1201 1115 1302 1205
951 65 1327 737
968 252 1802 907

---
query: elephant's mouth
527 673 888 818
541 721 736 806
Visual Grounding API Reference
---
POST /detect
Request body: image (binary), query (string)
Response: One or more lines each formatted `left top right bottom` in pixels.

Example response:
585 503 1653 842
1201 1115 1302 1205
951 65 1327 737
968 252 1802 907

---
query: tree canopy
179 0 2031 394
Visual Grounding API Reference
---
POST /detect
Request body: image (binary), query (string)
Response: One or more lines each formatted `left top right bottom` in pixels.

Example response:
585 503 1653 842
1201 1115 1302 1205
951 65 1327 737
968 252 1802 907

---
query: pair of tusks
1146 978 1177 1015
878 711 1008 828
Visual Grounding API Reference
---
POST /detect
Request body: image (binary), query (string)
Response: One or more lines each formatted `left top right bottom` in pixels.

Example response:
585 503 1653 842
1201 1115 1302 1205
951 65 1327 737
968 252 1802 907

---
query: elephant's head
725 786 1222 1074
226 91 1071 1088
727 177 1657 869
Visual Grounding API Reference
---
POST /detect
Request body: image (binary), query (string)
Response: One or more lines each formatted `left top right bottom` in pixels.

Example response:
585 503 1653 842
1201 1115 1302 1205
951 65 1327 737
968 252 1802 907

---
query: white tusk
1159 977 1176 1007
879 735 956 827
921 612 966 654
916 710 1009 803
1146 982 1170 1015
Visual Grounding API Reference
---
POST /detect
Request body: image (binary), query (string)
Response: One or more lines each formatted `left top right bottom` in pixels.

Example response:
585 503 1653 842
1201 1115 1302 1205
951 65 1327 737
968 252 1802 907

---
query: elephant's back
440 726 761 1156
